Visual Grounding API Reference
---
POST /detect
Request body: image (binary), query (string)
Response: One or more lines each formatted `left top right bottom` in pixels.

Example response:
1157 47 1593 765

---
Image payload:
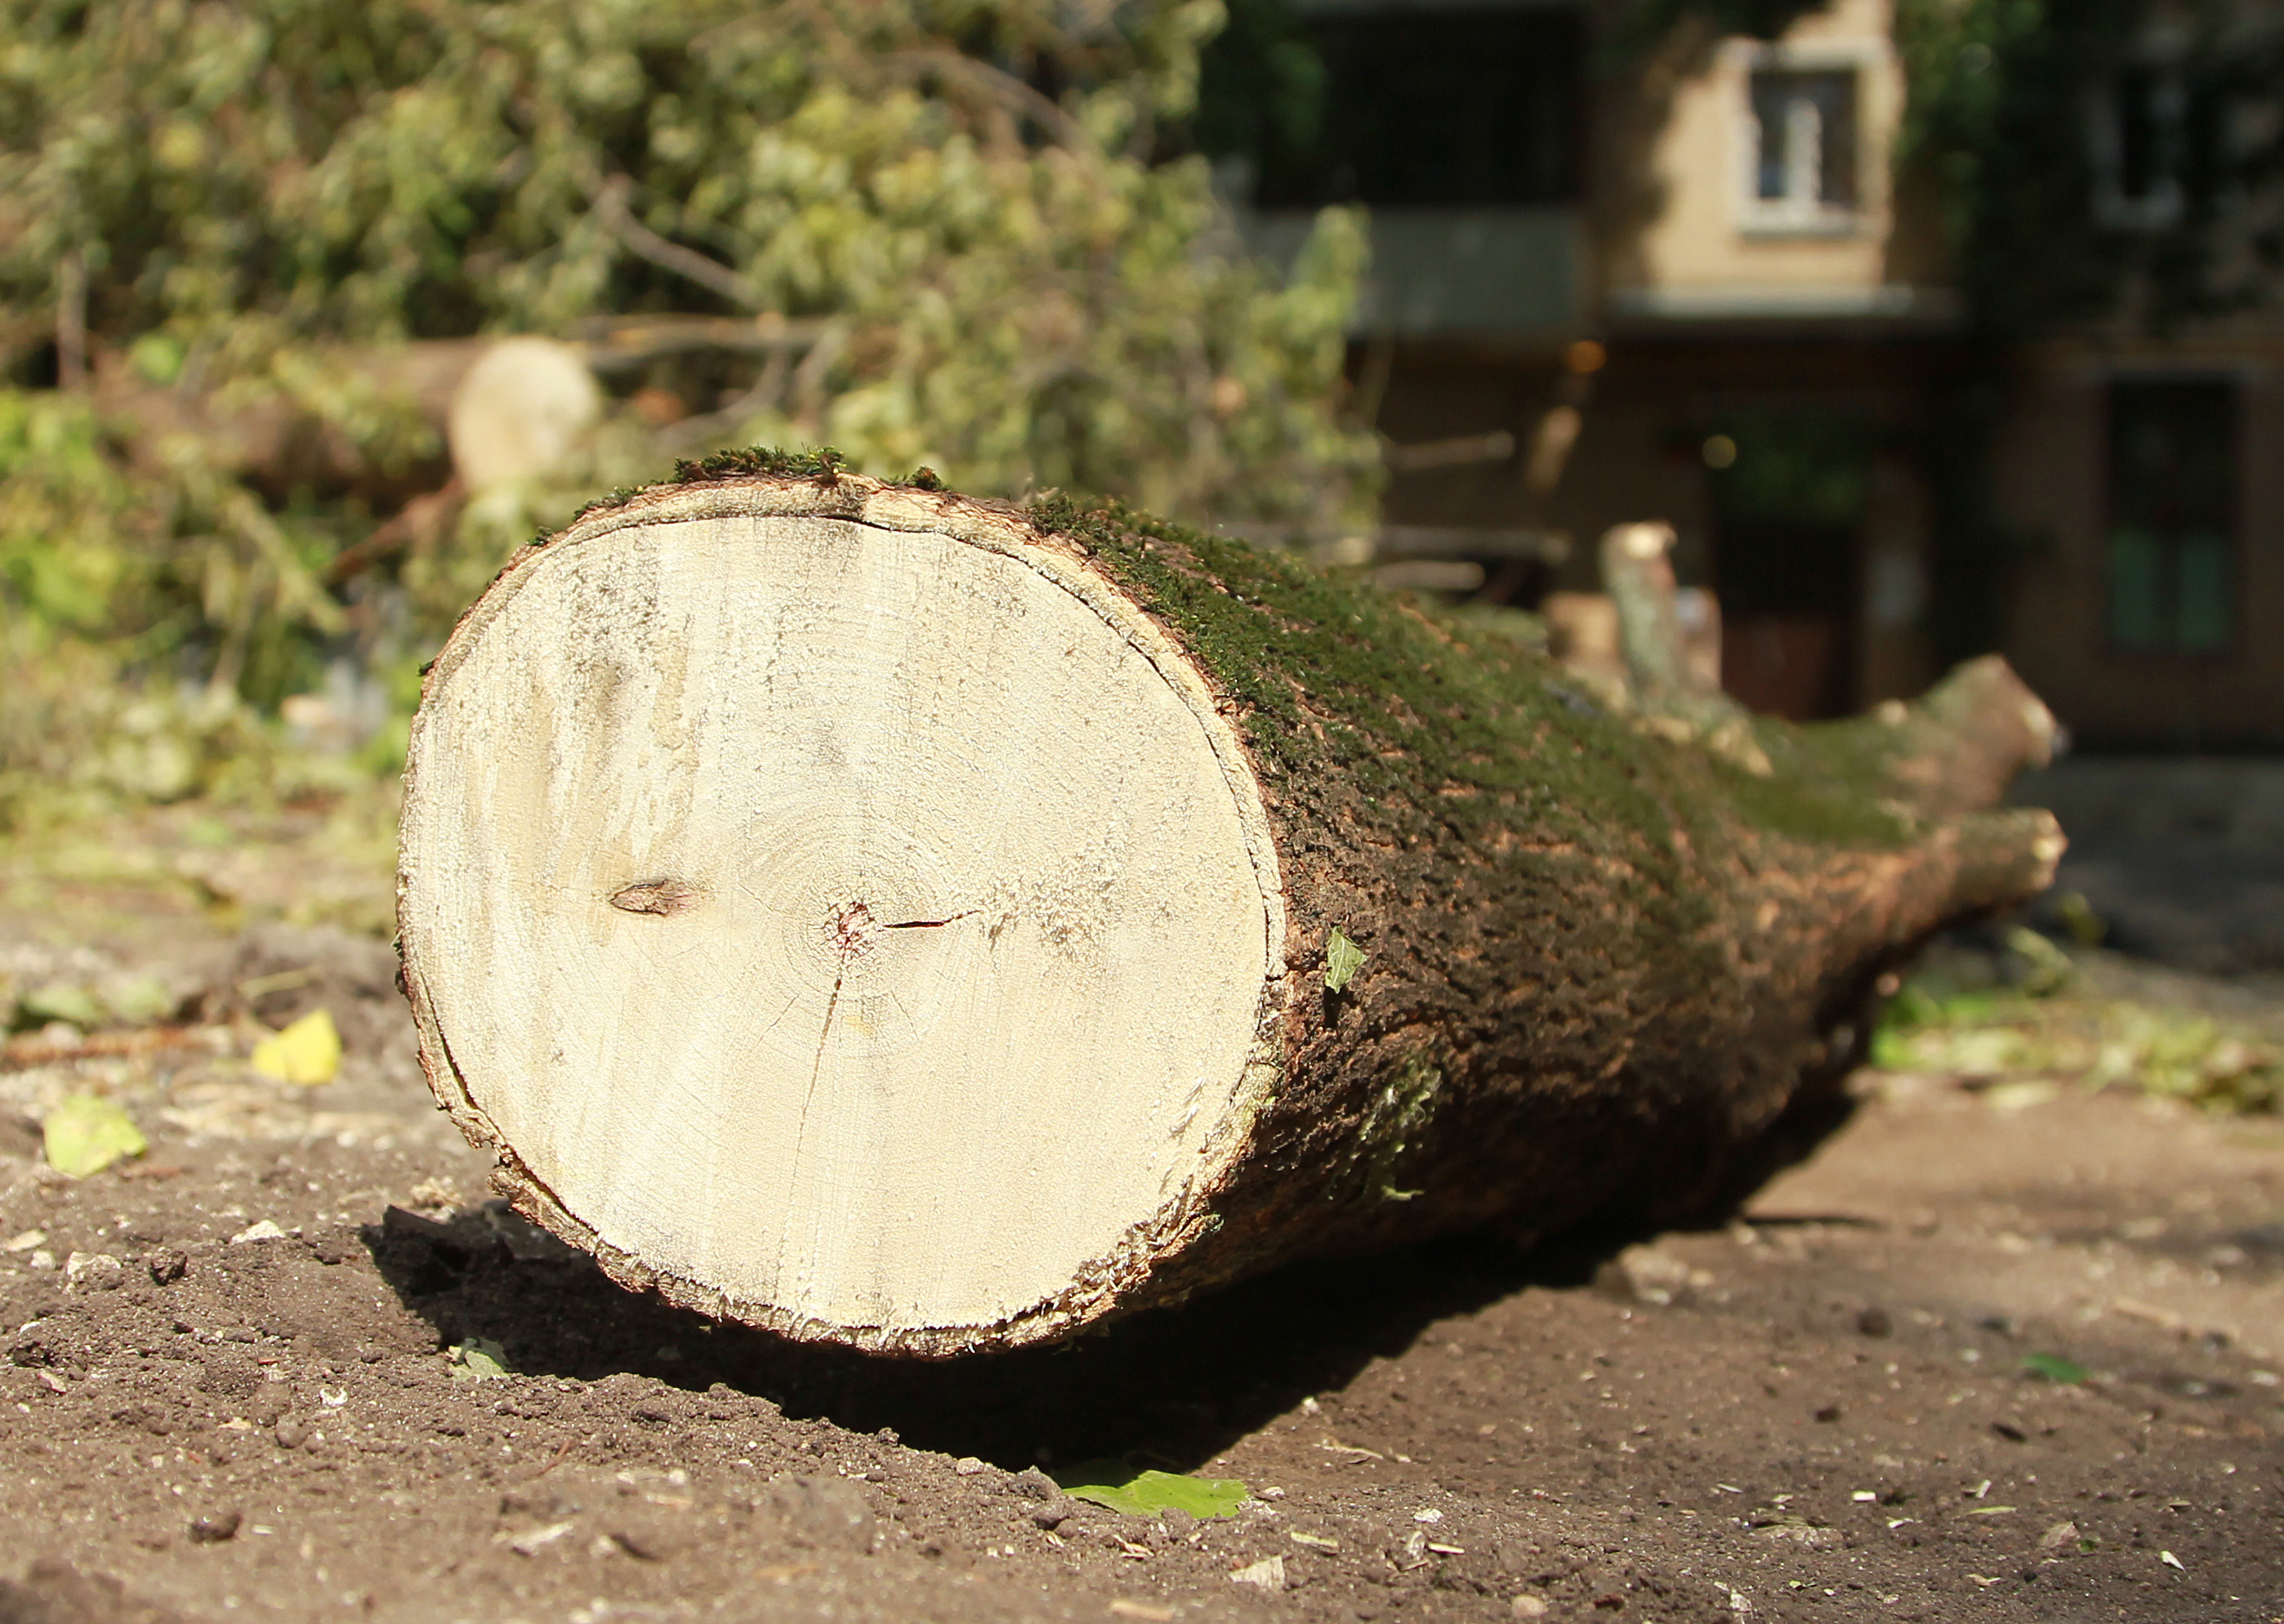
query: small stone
1813 1404 1842 1423
274 1417 311 1449
499 1488 576 1519
2038 1519 2081 1550
65 1251 123 1289
506 1520 575 1556
607 1506 690 1562
1856 1306 1894 1337
1512 1599 1551 1621
188 1510 243 1544
769 1475 877 1555
952 1456 985 1475
229 1220 287 1246
1604 1243 1692 1306
1028 1504 1070 1531
1229 1555 1286 1591
146 1247 189 1284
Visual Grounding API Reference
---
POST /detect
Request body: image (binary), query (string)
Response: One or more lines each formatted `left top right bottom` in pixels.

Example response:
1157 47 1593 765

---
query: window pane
2115 67 2162 203
1751 74 1794 200
2175 532 2233 652
1748 70 1858 207
2106 378 2237 653
2106 528 2167 649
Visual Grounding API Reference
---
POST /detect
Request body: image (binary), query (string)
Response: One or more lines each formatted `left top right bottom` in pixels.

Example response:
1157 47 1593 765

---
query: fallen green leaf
1325 927 1366 993
1052 1461 1249 1520
449 1337 511 1381
103 975 175 1025
2023 1352 2089 1385
20 983 105 1029
250 1007 341 1086
42 1093 147 1178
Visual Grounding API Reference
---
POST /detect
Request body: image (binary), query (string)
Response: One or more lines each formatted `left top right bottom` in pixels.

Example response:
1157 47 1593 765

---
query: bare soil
2 846 2280 1624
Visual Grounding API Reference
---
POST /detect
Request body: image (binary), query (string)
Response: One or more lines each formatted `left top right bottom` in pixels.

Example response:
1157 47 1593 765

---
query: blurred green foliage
1703 409 1871 529
0 0 1376 823
1874 933 2284 1115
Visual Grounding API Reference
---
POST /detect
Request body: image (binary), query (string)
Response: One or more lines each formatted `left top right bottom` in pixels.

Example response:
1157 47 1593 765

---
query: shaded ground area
2032 836 2284 977
1 828 2280 1624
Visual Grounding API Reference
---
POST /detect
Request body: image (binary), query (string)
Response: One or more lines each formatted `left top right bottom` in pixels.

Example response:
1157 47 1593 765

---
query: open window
1742 65 1861 233
2105 378 2238 655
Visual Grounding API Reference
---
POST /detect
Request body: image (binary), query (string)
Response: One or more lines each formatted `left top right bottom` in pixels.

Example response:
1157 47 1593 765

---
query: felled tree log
85 315 823 498
395 462 2063 1356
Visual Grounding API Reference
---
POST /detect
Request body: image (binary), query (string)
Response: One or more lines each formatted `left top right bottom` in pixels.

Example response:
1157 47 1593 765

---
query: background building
1209 0 2284 747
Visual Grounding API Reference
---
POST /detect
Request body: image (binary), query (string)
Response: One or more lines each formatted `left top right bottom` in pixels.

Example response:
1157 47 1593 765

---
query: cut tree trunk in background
395 465 2065 1357
87 316 825 498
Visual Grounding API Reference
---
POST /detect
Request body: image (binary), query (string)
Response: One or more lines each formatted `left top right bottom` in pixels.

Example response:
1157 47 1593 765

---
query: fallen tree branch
877 49 1091 152
1 1025 229 1073
324 477 466 586
588 176 765 311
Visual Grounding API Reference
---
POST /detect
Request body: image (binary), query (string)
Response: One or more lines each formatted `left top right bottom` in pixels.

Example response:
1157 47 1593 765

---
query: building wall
1303 0 2278 740
1606 0 1913 314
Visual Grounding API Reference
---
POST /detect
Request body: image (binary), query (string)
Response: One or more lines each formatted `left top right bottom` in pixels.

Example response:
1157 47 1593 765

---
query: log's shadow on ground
366 1087 1860 1475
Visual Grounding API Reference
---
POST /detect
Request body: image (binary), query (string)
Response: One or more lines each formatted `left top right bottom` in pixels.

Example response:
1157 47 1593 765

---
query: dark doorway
1705 409 1872 721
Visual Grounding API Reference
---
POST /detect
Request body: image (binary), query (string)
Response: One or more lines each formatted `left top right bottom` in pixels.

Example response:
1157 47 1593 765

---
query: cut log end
399 489 1287 1353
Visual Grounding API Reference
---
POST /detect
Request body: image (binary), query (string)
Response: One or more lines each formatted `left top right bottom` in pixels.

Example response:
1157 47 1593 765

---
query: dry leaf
249 1007 341 1086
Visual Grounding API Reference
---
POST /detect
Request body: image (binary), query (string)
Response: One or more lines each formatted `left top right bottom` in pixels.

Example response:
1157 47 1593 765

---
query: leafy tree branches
0 0 1375 786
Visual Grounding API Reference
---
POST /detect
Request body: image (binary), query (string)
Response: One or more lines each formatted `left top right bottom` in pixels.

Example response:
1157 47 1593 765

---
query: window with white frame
2091 63 2219 230
1743 66 1861 230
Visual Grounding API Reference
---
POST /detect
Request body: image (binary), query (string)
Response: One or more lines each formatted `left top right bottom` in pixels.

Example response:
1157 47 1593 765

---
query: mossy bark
1010 488 2059 1297
407 465 2063 1349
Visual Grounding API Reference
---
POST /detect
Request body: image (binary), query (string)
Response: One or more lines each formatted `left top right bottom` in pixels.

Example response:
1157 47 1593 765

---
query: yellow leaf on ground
249 1007 341 1086
42 1094 147 1178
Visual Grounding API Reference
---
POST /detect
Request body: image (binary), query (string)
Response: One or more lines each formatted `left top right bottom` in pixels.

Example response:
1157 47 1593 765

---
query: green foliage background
0 0 1376 821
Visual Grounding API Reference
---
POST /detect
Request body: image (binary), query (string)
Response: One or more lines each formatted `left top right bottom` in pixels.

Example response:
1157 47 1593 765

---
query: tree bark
395 465 2063 1357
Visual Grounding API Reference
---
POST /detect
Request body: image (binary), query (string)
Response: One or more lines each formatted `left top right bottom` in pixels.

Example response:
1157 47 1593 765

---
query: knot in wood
609 877 701 917
829 900 884 959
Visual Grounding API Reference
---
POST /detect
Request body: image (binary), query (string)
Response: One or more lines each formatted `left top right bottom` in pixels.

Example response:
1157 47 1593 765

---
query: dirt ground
2 810 2281 1624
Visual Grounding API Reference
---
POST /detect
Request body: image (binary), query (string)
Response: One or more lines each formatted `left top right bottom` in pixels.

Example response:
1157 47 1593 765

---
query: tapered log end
1889 654 2060 819
398 477 1289 1354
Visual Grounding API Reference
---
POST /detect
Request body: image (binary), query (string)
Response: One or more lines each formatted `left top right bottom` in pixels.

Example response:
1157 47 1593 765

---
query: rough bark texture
399 460 2064 1354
